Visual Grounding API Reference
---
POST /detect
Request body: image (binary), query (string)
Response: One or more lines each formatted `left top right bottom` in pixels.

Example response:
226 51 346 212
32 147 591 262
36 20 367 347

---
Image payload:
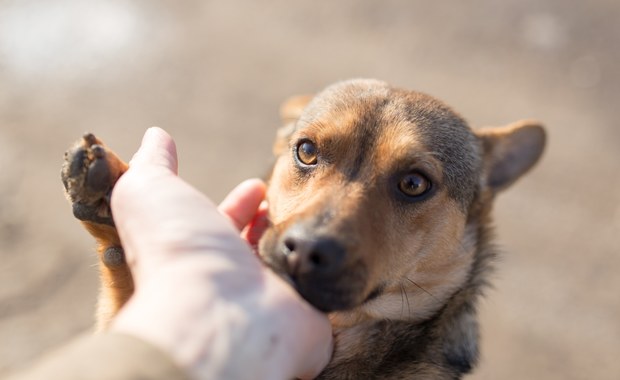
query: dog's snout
283 230 346 276
276 224 366 312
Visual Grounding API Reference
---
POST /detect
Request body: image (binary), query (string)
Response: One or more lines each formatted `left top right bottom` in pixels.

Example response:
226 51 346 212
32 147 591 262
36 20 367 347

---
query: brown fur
61 134 132 330
62 79 546 378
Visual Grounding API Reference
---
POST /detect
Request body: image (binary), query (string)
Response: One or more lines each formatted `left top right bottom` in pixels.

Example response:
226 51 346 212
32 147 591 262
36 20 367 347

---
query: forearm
3 333 189 380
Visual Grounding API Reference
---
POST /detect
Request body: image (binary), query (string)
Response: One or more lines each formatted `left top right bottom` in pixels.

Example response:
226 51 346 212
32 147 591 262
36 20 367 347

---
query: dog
62 79 545 379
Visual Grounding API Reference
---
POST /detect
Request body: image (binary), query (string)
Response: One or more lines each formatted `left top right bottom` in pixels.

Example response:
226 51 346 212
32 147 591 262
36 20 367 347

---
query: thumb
129 127 179 174
111 128 247 280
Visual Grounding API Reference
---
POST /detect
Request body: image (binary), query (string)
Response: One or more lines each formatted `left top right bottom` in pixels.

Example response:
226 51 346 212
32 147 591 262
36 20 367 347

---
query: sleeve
3 333 190 380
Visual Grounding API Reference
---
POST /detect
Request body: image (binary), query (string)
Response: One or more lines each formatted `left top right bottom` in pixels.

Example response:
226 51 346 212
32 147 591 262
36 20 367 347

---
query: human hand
109 127 333 380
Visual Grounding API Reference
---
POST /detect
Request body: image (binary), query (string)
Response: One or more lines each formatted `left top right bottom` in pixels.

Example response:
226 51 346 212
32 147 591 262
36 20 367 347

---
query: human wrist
111 265 326 380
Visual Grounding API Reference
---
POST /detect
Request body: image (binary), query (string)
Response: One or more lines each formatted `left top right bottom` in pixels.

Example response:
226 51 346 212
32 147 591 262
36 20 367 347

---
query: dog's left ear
273 95 314 156
476 120 546 192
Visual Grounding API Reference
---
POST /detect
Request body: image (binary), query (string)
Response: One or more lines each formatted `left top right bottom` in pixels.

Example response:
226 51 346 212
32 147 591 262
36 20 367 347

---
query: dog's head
259 79 545 325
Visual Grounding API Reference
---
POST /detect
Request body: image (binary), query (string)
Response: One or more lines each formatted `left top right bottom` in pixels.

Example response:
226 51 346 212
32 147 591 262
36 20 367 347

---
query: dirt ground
1 1 618 378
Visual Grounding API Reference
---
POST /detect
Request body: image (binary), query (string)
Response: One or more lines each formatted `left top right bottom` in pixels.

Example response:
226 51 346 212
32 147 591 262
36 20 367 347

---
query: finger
111 128 217 271
269 277 333 379
129 127 178 174
218 179 267 231
296 337 333 380
292 310 333 380
242 201 269 250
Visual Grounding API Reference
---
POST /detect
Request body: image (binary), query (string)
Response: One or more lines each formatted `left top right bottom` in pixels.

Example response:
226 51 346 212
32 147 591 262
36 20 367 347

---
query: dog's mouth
260 232 372 312
287 260 369 312
362 283 385 304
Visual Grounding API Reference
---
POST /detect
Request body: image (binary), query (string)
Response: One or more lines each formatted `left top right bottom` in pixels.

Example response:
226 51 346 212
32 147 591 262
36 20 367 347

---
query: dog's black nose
282 228 346 277
279 224 363 312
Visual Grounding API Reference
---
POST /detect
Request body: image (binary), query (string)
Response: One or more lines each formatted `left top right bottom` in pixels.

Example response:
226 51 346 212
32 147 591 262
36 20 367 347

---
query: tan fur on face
264 99 477 326
329 199 476 328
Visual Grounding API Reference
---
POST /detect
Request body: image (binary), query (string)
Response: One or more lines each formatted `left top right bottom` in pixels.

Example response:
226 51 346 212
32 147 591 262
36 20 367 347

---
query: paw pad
103 246 125 267
61 133 125 226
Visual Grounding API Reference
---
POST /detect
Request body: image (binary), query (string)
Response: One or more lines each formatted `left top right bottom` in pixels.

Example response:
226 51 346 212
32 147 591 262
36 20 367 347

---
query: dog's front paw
61 133 127 226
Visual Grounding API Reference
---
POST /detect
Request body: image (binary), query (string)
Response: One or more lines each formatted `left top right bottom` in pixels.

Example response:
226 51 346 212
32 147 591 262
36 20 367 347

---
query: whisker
399 284 405 317
403 284 411 316
406 277 439 302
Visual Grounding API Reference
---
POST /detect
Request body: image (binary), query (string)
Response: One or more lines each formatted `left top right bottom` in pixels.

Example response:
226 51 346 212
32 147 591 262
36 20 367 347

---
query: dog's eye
296 140 318 166
398 173 431 198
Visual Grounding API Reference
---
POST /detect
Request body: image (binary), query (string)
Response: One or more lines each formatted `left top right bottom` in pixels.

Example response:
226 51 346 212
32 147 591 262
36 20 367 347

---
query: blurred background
0 0 618 378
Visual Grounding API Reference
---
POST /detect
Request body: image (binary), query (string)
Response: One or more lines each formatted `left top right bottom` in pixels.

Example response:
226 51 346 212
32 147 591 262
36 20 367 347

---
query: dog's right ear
273 95 313 156
476 120 546 192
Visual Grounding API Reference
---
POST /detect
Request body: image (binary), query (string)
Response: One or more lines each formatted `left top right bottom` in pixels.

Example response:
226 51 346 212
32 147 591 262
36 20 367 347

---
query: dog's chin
260 255 367 312
261 262 363 312
292 278 365 312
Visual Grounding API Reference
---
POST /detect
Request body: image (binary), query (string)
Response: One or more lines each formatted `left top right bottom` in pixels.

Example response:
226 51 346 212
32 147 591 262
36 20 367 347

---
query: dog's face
259 80 545 325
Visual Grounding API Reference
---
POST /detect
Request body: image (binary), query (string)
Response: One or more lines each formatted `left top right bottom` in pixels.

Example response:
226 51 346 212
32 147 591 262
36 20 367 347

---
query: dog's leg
61 133 132 330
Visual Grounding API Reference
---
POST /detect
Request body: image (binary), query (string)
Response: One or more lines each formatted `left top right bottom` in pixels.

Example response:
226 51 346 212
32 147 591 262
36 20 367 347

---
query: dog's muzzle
279 223 367 312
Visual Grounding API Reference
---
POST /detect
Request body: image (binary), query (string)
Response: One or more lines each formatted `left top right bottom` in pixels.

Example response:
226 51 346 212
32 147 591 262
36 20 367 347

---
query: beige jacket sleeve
4 333 190 380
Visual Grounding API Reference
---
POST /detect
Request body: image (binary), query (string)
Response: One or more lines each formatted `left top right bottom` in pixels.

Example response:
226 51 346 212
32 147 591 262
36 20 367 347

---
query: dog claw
83 132 98 146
